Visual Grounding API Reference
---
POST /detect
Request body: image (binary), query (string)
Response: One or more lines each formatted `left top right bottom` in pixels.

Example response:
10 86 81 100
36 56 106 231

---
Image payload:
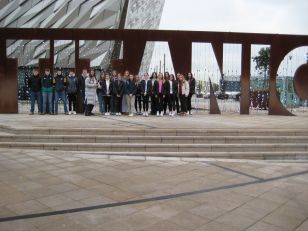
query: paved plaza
0 149 308 231
0 113 308 230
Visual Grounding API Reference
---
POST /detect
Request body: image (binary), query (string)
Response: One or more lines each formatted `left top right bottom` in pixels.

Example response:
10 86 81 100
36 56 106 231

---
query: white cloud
159 0 308 34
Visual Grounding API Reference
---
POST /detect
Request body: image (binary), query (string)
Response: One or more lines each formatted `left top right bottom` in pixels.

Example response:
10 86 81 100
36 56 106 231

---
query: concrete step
1 142 307 153
1 125 308 136
73 151 308 160
1 134 308 144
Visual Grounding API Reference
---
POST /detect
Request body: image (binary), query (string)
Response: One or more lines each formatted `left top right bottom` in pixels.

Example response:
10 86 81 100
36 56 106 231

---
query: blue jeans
55 90 68 113
97 92 105 113
30 91 41 113
42 92 53 113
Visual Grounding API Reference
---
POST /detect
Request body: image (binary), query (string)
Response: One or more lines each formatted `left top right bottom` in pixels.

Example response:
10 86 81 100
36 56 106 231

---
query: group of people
28 68 196 117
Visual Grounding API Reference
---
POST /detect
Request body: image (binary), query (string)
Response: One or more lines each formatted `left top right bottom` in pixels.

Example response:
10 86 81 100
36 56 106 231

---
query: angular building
0 0 165 71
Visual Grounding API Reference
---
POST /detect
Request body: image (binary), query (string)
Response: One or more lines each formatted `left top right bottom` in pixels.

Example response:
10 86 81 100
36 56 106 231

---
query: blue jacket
125 80 137 95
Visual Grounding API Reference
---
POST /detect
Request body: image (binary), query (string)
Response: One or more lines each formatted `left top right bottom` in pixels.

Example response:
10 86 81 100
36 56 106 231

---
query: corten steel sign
0 28 308 115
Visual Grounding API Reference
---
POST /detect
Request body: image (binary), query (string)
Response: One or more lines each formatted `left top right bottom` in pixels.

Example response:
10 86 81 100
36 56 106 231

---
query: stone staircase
0 126 308 160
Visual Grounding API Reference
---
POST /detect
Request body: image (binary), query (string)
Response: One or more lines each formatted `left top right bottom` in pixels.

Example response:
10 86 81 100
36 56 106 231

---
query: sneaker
118 112 122 116
146 112 149 117
68 111 72 115
168 112 172 116
160 112 164 117
29 112 34 115
156 112 159 117
73 111 77 115
65 112 69 115
129 113 133 117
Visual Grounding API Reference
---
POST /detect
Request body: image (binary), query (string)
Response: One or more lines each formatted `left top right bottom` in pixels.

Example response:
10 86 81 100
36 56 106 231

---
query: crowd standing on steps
27 68 196 117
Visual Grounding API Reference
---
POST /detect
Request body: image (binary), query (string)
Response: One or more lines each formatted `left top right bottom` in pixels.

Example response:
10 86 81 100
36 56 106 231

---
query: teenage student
126 74 137 117
168 74 178 116
150 72 157 115
113 73 124 116
84 70 98 116
135 75 142 115
140 73 152 116
101 73 113 116
28 68 41 115
154 73 165 116
97 72 105 114
41 68 53 115
178 74 190 116
187 72 196 115
163 72 170 115
66 69 78 115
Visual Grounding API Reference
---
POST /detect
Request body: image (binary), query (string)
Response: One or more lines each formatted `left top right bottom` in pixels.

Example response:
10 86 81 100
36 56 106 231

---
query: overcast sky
159 0 308 35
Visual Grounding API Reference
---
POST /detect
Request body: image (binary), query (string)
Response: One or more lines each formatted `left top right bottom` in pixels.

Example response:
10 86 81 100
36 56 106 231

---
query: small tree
252 47 270 90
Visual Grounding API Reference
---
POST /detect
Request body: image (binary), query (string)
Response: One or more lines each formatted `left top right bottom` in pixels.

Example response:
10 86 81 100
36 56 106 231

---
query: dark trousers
175 96 180 113
150 95 157 115
135 95 142 112
187 93 193 112
179 94 187 113
115 96 122 113
85 104 94 116
104 96 111 112
156 94 164 113
168 94 176 111
142 94 149 112
163 95 170 113
110 95 115 113
68 93 77 111
81 90 86 113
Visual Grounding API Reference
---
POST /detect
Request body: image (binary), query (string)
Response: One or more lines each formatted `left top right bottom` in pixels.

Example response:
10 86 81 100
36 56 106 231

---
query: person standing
178 74 190 116
168 74 178 116
187 72 196 115
79 69 88 113
150 72 157 115
113 73 124 116
84 71 98 116
102 73 113 116
28 68 41 115
110 70 117 115
163 72 170 115
53 69 68 115
175 73 181 114
134 75 142 115
126 74 137 117
154 73 165 116
97 72 105 115
41 68 53 115
67 69 78 115
140 73 152 117
122 70 129 115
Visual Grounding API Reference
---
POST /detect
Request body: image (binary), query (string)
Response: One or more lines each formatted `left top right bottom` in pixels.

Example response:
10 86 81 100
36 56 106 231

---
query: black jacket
153 80 165 96
165 80 178 96
135 81 142 96
188 78 196 94
101 80 113 96
28 74 41 92
140 79 152 95
78 75 87 92
41 74 53 89
113 79 124 96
